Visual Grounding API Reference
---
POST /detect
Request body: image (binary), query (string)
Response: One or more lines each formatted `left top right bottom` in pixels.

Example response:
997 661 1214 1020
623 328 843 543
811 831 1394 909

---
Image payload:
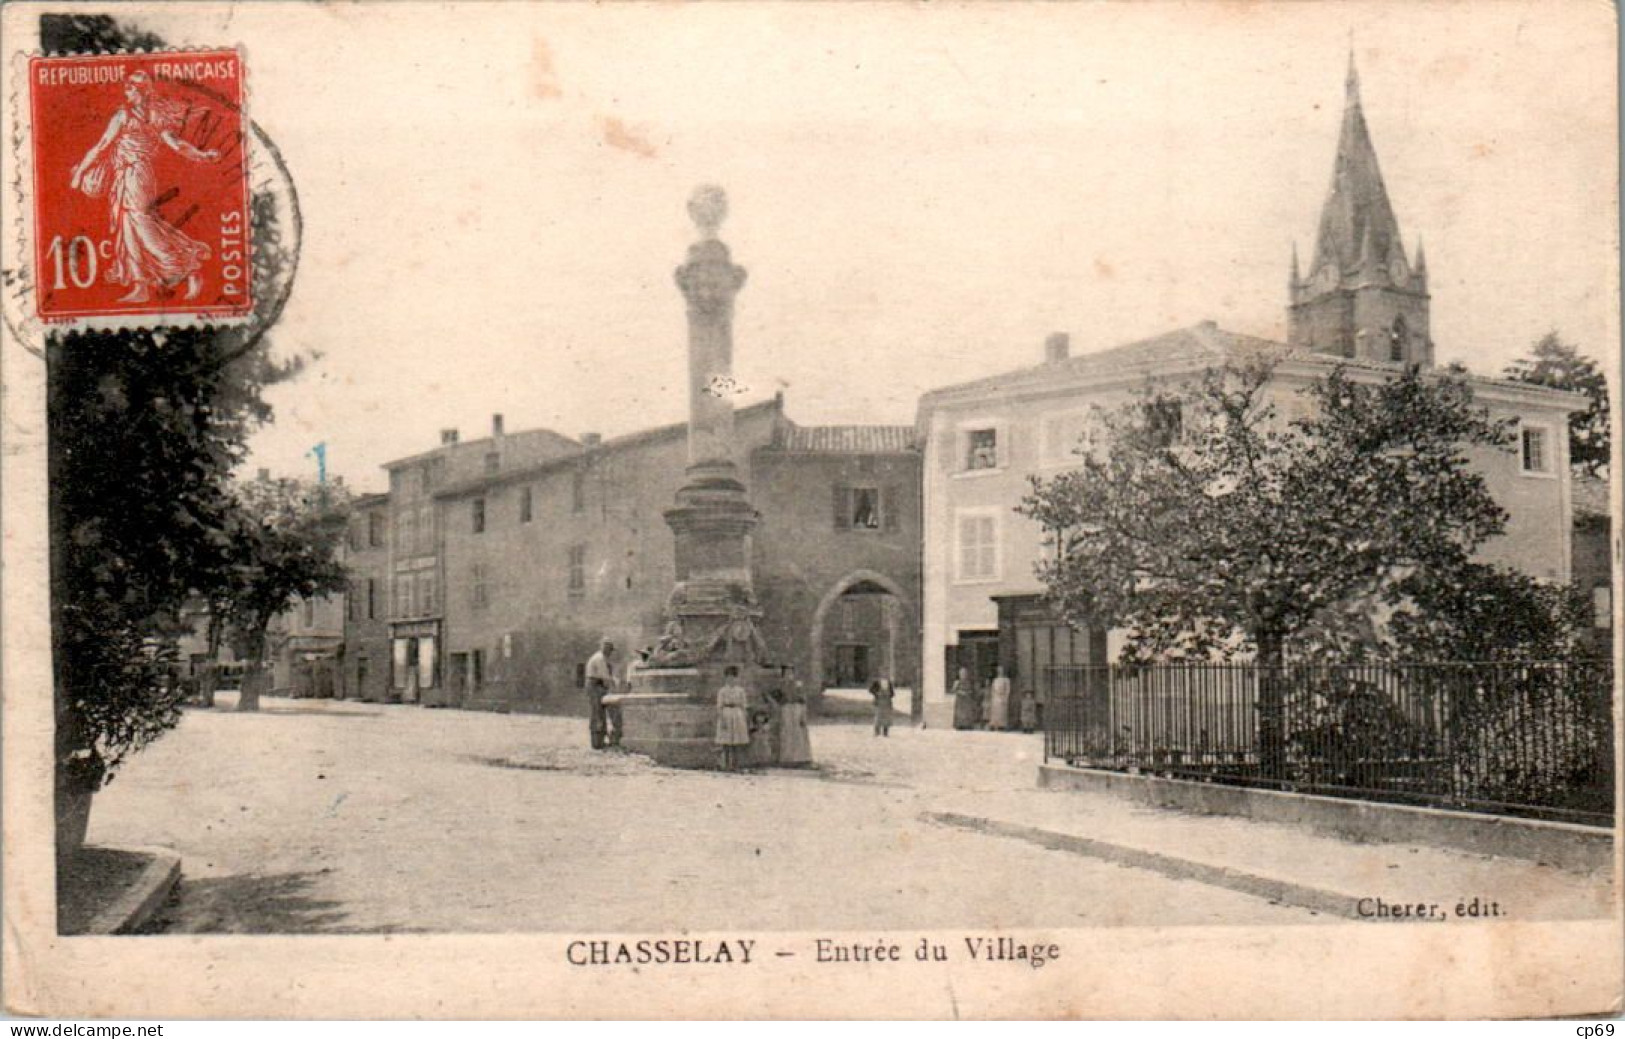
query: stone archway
808 569 915 692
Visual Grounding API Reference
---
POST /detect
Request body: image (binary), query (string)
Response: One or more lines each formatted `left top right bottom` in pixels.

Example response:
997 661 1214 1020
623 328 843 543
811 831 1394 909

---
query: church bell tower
1289 54 1433 367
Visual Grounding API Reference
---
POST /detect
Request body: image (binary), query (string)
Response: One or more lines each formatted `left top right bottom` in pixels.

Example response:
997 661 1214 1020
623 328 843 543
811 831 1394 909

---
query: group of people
950 666 1039 733
582 638 812 770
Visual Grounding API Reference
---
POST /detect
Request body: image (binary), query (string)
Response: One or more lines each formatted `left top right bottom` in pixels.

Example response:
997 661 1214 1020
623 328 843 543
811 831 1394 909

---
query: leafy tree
45 13 307 857
1018 362 1512 769
1503 332 1611 477
214 477 352 711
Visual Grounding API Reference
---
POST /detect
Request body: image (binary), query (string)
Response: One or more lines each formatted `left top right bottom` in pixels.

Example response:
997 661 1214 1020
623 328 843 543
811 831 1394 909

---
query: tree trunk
237 617 270 712
1255 627 1286 781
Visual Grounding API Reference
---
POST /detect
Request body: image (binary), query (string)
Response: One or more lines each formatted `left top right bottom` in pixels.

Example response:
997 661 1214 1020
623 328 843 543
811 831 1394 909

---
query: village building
341 491 392 701
364 396 921 716
378 417 580 705
915 60 1590 705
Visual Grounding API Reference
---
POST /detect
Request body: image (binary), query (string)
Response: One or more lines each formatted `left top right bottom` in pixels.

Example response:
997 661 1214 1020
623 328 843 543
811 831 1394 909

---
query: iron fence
1043 661 1615 825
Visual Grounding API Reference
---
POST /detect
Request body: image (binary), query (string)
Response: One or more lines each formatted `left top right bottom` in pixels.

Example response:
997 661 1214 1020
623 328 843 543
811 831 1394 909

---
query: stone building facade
380 416 580 706
916 60 1589 703
342 491 391 701
426 396 921 715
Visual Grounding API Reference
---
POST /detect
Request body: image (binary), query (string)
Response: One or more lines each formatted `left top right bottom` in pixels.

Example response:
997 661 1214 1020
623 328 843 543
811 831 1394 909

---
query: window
394 577 413 618
1388 316 1408 363
1520 426 1552 475
416 572 437 616
472 497 486 534
348 522 362 552
397 511 415 554
346 583 359 622
1593 585 1612 629
568 544 586 595
520 486 533 524
303 599 315 627
484 451 499 475
572 469 586 513
471 648 485 688
368 511 385 547
417 505 434 553
472 563 489 609
965 428 999 471
851 487 881 529
955 511 1000 582
366 577 377 620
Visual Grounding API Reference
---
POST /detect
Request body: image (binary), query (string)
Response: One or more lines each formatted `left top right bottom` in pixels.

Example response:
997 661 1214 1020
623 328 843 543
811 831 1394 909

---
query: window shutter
833 485 851 529
883 485 899 531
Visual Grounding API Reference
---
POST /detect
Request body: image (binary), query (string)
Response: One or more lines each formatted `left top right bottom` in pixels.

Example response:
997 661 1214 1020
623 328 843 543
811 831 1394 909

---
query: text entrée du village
566 936 1062 970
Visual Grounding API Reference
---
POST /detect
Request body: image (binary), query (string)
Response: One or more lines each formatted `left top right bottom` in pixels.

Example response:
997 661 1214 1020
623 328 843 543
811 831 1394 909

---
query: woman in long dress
988 666 1012 731
68 71 221 303
950 667 981 730
714 665 751 771
777 681 812 766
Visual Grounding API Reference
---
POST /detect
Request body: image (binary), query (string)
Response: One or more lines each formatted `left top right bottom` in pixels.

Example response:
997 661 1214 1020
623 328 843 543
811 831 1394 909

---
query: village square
29 8 1616 946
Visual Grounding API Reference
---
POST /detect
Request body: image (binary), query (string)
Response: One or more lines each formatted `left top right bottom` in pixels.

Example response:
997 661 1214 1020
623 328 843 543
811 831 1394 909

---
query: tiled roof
918 321 1587 413
775 425 917 454
920 322 1286 406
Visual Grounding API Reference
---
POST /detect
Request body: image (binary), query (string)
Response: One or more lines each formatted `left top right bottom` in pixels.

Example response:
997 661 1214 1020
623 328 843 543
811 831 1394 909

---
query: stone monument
608 186 789 769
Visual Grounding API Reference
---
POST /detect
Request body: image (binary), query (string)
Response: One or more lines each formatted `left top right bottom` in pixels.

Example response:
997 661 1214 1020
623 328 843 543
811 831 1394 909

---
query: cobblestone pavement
87 695 1325 932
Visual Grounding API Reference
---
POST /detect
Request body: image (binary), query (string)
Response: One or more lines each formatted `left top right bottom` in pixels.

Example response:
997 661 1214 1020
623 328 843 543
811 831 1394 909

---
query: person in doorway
869 675 896 737
585 638 618 750
1019 689 1039 734
951 666 981 731
988 665 1012 732
715 665 751 771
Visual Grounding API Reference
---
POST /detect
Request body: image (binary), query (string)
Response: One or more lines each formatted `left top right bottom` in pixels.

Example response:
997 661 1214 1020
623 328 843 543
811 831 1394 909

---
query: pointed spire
1310 48 1402 280
1291 240 1301 283
1413 237 1427 274
1346 39 1361 108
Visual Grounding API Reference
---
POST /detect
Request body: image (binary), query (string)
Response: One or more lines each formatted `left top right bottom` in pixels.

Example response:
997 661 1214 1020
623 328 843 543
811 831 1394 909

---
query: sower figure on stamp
585 637 619 750
68 71 221 303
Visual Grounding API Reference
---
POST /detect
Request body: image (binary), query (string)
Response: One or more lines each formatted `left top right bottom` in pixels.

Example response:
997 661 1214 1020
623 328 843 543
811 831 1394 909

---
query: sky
54 1 1619 492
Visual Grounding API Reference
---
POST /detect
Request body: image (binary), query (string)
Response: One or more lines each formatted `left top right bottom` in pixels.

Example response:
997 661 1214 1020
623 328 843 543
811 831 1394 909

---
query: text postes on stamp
26 49 251 327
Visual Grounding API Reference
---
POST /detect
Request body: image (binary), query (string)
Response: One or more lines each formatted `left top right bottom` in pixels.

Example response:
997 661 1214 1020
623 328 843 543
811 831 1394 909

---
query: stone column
666 186 759 604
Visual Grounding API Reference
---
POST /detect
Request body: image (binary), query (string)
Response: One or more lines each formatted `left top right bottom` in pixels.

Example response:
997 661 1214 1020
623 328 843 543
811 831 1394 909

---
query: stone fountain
606 186 789 769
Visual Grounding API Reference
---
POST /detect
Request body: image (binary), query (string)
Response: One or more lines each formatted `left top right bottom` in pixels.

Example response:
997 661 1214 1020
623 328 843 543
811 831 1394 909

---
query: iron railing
1043 661 1615 825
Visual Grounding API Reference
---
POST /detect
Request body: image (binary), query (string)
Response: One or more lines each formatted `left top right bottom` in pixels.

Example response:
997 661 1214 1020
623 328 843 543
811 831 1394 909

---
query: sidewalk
922 783 1616 922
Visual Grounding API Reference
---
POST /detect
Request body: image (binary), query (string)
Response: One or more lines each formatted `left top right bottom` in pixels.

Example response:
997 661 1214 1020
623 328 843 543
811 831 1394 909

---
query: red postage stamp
26 49 252 327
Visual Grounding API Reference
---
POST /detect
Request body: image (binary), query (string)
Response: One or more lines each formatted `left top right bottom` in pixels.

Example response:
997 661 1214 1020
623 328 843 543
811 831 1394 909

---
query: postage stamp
24 49 251 327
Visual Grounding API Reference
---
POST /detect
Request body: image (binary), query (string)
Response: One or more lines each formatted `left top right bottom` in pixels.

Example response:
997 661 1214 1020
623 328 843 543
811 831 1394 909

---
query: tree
1018 362 1512 769
45 12 307 861
213 477 351 711
1504 332 1611 477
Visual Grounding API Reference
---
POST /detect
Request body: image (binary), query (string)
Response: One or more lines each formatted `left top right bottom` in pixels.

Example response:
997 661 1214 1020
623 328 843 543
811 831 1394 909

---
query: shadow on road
147 869 384 934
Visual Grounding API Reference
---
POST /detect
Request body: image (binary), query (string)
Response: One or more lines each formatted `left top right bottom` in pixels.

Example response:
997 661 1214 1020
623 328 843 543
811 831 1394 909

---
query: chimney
581 432 602 448
1045 332 1070 363
440 428 459 445
256 467 270 482
492 413 505 437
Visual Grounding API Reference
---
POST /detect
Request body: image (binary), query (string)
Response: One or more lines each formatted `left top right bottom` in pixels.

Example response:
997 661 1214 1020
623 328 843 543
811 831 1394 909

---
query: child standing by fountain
715 665 751 771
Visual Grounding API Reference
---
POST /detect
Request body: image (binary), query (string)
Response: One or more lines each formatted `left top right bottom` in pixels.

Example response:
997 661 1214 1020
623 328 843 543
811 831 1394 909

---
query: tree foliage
213 477 352 706
46 14 310 793
1503 332 1611 477
1018 362 1514 665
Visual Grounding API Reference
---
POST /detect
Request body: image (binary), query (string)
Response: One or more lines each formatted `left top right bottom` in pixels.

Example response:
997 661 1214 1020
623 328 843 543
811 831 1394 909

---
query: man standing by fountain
585 637 620 750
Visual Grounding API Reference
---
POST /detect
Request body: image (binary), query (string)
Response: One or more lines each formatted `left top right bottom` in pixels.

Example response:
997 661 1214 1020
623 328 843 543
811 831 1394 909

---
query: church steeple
1288 52 1432 366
